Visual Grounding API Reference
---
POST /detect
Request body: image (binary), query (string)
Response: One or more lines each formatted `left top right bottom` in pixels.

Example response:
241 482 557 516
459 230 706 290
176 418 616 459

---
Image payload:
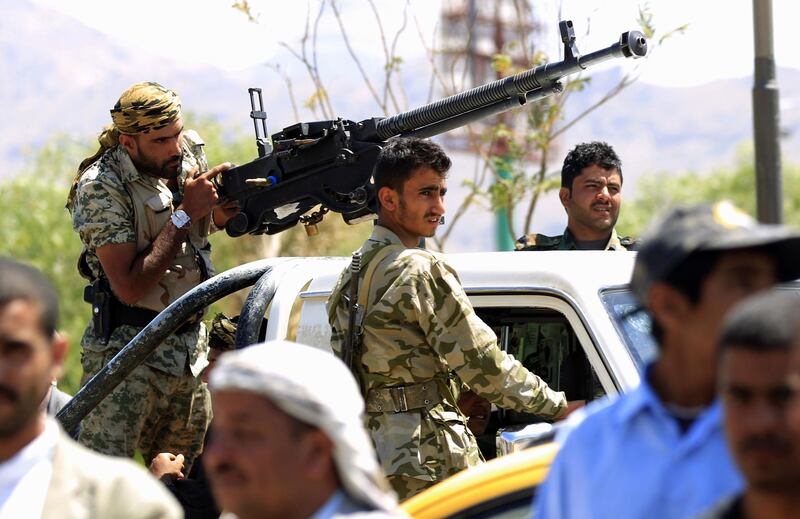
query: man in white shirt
205 340 408 519
0 256 181 518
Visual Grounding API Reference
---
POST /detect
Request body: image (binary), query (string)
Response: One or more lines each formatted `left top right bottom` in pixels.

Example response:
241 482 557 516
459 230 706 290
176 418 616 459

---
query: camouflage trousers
78 347 211 472
388 475 436 502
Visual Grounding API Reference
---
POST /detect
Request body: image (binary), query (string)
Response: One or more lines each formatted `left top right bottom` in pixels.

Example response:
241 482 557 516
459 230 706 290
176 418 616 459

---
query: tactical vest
125 183 213 313
80 131 214 313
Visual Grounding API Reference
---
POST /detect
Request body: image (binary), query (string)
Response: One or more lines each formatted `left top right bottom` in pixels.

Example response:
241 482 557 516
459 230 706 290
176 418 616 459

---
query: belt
365 381 443 413
112 299 199 335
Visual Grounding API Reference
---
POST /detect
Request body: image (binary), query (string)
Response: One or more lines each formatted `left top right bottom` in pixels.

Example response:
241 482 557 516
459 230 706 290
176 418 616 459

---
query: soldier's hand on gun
180 163 233 221
555 400 586 421
149 452 186 482
213 198 241 229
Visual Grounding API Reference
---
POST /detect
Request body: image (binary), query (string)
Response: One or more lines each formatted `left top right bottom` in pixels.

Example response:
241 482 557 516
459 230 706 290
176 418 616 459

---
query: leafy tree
618 145 800 237
1 136 95 393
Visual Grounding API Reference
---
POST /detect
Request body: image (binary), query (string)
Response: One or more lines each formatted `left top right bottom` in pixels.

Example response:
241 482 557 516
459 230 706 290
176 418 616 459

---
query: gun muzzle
620 30 648 58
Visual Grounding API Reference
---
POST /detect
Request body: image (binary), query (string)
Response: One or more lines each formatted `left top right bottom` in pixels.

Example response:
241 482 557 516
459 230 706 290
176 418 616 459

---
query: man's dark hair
561 141 622 191
650 251 721 343
0 257 59 337
373 138 451 199
718 289 800 354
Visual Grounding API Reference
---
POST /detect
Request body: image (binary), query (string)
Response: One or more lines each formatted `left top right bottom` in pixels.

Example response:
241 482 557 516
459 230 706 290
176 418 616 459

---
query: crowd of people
2 79 799 519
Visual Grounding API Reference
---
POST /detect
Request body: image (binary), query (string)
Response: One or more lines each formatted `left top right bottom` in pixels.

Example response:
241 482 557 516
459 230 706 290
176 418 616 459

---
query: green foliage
637 4 689 45
618 146 800 237
1 113 368 395
0 136 93 394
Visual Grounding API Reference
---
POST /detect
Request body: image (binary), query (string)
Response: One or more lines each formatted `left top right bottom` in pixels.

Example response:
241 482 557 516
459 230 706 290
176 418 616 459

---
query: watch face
172 210 191 229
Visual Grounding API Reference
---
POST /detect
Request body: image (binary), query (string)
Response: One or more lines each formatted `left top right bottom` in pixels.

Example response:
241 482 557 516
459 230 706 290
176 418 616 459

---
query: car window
599 288 657 369
476 306 606 405
601 284 800 370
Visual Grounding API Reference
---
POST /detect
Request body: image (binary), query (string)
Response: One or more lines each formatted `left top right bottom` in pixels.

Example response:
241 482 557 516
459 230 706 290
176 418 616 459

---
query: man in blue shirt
534 201 800 519
700 290 800 518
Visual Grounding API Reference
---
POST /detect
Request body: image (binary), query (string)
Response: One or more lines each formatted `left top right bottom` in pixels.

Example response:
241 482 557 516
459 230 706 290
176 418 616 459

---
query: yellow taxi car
401 442 559 519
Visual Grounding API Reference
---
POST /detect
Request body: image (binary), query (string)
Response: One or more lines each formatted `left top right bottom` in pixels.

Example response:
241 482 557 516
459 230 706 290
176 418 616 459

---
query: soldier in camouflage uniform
66 82 237 470
516 141 635 251
327 138 573 501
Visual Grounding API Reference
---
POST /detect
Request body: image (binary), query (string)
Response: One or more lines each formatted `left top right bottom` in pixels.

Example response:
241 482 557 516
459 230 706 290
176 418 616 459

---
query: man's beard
398 199 438 238
571 197 618 233
134 153 183 180
0 381 48 438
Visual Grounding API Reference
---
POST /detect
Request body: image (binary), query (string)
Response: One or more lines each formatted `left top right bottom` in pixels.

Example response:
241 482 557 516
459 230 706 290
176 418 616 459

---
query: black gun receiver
216 20 647 237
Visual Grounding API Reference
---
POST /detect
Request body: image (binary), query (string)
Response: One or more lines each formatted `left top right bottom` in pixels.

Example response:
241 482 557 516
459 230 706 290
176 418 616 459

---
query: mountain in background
3 0 799 246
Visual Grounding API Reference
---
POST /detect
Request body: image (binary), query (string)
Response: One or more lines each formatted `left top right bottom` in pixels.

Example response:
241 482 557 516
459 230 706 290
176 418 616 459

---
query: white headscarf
209 340 398 512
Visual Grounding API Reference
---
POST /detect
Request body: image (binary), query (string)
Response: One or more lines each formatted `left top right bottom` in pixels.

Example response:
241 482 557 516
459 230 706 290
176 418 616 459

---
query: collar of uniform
110 145 148 185
368 225 406 247
562 227 623 250
560 228 579 250
606 228 624 250
614 363 659 424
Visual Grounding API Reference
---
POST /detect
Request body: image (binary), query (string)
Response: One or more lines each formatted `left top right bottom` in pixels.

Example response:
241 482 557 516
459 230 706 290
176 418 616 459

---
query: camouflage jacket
70 131 211 377
515 227 635 251
327 226 567 483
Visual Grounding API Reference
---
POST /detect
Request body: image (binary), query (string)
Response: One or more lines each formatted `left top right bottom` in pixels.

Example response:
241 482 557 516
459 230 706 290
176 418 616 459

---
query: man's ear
118 134 136 156
648 283 691 336
558 187 570 209
377 186 399 213
50 331 68 382
299 429 335 480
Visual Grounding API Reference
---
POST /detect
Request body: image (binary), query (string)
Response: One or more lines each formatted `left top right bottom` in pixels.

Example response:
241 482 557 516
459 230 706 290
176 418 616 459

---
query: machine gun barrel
216 20 646 237
377 22 647 140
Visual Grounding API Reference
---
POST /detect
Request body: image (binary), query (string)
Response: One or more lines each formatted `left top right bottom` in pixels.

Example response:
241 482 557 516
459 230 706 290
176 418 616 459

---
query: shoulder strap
357 244 406 307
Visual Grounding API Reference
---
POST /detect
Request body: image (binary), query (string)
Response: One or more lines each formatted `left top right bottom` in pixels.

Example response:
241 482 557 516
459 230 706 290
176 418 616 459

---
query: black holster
83 279 198 344
84 279 113 344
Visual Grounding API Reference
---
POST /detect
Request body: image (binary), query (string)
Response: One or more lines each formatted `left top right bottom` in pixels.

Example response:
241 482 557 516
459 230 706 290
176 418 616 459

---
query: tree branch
385 0 410 112
550 73 636 141
266 63 301 122
331 0 386 113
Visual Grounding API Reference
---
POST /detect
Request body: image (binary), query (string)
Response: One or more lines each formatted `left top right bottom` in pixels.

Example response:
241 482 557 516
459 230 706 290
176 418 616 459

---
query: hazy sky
30 0 800 88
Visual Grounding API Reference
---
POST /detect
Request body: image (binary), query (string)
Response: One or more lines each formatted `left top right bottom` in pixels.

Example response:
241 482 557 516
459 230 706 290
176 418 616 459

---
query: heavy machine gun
216 20 647 237
56 21 646 434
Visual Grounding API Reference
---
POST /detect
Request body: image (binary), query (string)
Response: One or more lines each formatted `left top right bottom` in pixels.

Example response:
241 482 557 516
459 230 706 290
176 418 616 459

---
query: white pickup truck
59 250 656 453
250 250 655 454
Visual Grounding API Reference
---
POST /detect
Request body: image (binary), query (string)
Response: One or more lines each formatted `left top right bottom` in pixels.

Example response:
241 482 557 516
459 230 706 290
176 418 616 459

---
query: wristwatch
170 209 191 230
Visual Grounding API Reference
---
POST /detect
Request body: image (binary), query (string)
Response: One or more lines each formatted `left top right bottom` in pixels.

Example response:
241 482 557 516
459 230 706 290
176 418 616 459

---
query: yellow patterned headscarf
67 82 182 210
110 82 182 135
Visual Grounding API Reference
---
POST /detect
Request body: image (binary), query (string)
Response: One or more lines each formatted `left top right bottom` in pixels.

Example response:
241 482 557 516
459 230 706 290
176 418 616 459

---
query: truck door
470 295 614 423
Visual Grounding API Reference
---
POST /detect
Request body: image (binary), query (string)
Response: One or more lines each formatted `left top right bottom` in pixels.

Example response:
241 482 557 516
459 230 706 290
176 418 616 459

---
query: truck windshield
602 283 800 370
600 288 657 369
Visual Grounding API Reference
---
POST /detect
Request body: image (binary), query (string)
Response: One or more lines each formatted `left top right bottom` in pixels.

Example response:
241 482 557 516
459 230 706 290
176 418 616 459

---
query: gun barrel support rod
234 259 313 348
56 259 290 433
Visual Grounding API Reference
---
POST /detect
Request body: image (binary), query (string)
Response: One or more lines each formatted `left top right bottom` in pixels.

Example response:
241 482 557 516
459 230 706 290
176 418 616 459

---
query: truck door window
475 307 606 406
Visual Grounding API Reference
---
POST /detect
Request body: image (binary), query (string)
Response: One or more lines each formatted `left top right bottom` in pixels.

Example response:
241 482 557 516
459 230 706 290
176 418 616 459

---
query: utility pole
752 0 783 223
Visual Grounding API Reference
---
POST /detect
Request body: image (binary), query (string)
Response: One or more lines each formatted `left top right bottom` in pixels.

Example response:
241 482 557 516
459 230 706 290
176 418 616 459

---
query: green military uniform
70 131 212 470
327 226 567 500
515 227 635 251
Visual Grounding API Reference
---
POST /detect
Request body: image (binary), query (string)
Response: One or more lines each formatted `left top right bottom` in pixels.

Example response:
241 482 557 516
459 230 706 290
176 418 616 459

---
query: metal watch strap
171 209 191 229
